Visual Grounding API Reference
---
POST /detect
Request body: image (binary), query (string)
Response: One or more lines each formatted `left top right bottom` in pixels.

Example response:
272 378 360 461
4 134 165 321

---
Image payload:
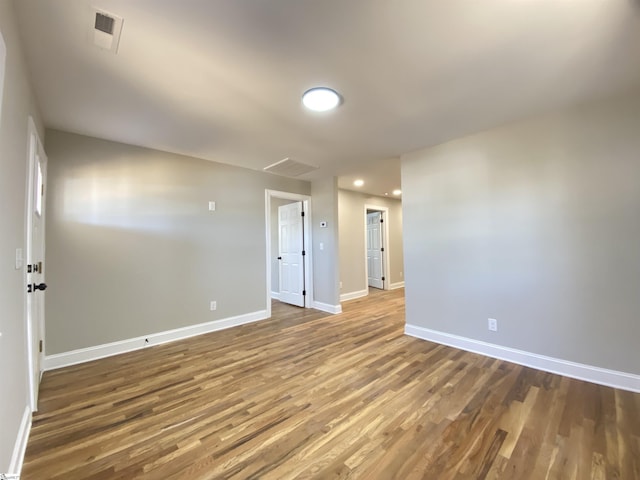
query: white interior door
278 202 305 307
25 119 47 410
367 211 384 289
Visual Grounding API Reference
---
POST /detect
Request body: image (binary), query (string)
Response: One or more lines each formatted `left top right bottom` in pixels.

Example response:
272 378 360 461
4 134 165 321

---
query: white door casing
367 211 384 289
278 202 305 307
25 117 47 411
265 190 313 317
364 205 391 292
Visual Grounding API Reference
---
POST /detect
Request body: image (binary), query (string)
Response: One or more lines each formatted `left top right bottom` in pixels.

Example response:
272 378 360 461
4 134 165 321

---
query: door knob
277 256 282 260
33 283 47 291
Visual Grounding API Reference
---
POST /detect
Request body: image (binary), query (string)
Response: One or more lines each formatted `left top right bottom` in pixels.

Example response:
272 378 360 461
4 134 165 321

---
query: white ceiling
14 0 640 197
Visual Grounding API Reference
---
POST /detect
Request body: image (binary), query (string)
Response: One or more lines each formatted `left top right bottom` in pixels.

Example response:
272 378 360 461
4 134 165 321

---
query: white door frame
25 116 47 411
265 190 313 317
363 204 390 292
277 201 305 307
366 211 384 289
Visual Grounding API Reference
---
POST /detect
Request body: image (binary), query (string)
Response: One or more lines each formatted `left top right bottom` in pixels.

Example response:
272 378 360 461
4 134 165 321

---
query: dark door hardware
27 283 47 293
27 263 42 273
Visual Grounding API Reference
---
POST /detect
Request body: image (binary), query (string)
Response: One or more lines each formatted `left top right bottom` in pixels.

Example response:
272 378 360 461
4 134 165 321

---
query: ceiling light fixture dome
353 179 364 187
302 87 341 112
393 189 402 195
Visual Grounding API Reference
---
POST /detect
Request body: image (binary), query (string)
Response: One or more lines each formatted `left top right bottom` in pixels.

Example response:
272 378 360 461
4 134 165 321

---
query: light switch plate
208 201 216 211
15 248 23 269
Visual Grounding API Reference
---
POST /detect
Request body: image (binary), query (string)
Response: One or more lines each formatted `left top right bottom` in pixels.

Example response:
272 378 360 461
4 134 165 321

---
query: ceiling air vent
95 13 115 35
263 158 318 178
91 8 124 54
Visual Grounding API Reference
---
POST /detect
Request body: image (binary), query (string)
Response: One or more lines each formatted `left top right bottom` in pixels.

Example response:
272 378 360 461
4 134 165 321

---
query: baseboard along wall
312 301 342 315
8 405 31 477
43 310 269 371
340 289 368 302
405 324 640 393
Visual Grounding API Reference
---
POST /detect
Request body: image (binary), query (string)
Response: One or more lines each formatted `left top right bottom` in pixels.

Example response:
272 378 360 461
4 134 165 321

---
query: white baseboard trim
43 310 269 371
312 301 342 315
8 405 31 476
390 281 405 290
405 324 640 393
270 291 282 301
340 289 368 302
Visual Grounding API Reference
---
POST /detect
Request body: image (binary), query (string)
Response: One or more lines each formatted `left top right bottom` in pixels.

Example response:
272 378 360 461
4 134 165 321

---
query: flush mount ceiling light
353 179 364 187
393 189 402 195
302 87 341 112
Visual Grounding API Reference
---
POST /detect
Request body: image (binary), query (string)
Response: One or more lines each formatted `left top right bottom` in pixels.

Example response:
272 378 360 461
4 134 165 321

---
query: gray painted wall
338 189 404 296
44 130 310 355
311 177 340 307
402 90 640 375
0 0 44 469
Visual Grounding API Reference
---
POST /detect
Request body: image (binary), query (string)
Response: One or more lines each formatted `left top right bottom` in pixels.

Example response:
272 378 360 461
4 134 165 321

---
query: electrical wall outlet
210 300 217 311
488 318 498 332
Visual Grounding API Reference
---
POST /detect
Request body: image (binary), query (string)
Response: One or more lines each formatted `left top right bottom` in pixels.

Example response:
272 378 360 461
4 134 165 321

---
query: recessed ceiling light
302 87 341 112
393 189 402 196
353 179 364 187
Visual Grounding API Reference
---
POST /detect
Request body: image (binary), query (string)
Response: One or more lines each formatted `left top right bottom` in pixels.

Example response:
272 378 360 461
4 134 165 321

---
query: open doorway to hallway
365 206 388 291
265 190 313 317
337 189 404 303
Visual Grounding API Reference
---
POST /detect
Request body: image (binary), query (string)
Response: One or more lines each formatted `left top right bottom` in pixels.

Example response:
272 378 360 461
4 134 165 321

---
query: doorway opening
265 190 313 317
25 116 48 411
364 204 390 293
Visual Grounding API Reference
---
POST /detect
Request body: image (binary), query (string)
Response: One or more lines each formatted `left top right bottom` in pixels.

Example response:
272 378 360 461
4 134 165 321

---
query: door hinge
301 211 305 217
381 247 384 252
302 250 306 256
380 218 384 223
381 276 385 281
39 340 43 353
302 290 306 296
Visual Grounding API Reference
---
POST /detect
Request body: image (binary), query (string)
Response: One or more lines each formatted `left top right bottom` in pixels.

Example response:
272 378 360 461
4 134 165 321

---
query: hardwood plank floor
23 289 640 479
